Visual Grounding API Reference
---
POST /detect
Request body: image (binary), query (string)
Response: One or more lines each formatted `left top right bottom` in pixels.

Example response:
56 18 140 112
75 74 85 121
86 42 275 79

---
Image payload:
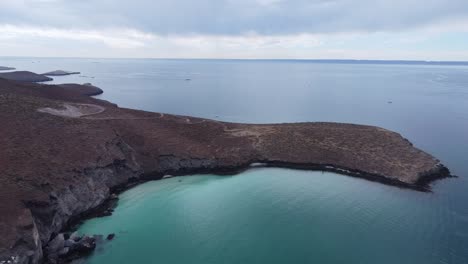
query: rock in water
73 236 96 255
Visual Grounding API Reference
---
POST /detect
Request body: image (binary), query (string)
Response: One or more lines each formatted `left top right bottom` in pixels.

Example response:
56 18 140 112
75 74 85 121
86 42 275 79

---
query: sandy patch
38 103 105 118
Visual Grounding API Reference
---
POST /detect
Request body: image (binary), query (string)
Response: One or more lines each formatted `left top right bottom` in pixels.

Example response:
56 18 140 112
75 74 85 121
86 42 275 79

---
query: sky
0 0 468 60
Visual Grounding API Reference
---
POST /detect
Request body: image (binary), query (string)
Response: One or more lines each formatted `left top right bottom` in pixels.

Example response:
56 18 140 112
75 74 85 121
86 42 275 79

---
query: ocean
1 57 467 263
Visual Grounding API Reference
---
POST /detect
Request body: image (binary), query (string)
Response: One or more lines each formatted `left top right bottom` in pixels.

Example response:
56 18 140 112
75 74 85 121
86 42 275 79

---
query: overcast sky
1 0 468 60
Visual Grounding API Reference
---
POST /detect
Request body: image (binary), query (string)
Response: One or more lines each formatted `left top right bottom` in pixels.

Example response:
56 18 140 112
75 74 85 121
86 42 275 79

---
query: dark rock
46 234 65 256
97 210 113 217
74 236 96 255
64 239 76 248
69 232 81 242
58 247 69 256
57 236 96 262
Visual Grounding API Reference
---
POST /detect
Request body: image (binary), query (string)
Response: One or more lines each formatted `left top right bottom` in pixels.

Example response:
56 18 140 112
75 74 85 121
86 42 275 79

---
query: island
0 71 53 82
0 66 15 71
42 70 81 76
0 77 451 264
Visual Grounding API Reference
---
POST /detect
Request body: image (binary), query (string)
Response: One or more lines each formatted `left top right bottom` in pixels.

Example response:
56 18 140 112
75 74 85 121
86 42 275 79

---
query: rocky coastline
0 77 452 264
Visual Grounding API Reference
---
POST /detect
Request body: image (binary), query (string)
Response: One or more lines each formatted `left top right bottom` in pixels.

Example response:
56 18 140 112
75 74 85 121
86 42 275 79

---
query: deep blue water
1 58 468 263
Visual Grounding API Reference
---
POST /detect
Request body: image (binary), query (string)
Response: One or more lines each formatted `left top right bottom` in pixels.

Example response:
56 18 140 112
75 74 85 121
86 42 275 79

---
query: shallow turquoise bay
79 169 465 264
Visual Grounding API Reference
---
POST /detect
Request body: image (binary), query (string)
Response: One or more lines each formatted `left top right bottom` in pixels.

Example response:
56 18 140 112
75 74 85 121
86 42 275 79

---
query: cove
78 168 463 264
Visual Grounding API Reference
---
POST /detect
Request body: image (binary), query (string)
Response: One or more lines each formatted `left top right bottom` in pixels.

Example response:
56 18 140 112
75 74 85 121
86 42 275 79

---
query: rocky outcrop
42 71 80 76
44 233 99 263
0 78 452 264
0 71 52 82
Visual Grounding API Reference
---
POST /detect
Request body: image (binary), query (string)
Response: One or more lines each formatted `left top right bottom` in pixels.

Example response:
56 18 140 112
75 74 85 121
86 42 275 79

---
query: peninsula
0 77 450 264
0 71 53 82
0 70 84 84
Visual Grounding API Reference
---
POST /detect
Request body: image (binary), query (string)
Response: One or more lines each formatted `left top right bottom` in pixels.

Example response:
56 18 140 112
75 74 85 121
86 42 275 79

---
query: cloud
1 0 468 35
1 23 467 60
0 0 467 59
0 24 155 48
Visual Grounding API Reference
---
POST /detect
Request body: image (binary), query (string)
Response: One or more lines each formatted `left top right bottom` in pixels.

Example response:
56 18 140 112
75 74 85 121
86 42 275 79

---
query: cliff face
0 78 450 263
0 80 141 263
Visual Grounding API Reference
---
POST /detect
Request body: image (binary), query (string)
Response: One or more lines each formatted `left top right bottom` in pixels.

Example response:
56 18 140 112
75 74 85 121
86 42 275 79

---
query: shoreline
66 160 453 233
0 75 453 264
61 160 453 263
68 160 453 222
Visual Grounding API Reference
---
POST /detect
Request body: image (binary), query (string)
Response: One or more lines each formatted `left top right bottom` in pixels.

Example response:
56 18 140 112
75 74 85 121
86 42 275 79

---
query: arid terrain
0 77 450 264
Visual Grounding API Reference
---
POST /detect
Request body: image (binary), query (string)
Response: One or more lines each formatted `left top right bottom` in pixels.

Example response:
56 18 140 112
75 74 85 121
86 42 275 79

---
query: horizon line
2 56 468 65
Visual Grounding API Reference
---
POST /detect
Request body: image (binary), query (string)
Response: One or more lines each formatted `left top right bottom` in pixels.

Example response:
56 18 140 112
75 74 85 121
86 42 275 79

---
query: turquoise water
79 169 466 264
1 58 468 263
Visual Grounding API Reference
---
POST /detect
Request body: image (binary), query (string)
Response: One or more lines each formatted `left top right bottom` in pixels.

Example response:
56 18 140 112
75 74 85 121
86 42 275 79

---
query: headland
0 75 451 264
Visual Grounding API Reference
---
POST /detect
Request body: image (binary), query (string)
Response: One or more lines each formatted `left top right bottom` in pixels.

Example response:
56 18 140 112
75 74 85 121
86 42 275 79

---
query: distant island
43 70 81 76
0 66 16 71
0 73 451 264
